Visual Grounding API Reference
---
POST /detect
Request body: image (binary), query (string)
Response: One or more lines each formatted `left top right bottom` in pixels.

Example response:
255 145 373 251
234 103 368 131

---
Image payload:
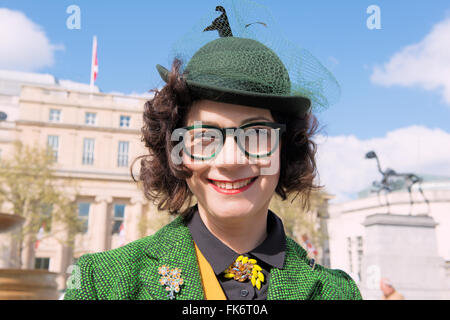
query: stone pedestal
0 213 59 299
0 269 59 300
360 214 445 299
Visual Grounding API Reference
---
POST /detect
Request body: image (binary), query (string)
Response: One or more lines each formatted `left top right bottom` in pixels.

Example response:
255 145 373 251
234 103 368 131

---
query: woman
64 4 362 301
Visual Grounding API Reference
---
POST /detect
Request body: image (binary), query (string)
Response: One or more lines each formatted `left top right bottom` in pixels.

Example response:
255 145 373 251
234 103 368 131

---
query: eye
243 126 271 136
194 131 216 140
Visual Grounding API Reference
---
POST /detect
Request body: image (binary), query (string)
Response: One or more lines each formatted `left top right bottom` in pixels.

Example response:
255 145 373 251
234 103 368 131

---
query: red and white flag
90 35 98 90
118 222 126 247
301 234 318 257
35 222 45 249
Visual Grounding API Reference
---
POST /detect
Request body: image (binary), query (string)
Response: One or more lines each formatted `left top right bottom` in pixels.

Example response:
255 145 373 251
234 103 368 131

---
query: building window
77 202 90 233
347 237 353 273
119 115 130 128
35 257 50 270
49 109 61 122
112 204 125 234
85 112 96 125
47 135 59 162
82 138 95 165
117 141 129 167
356 236 364 280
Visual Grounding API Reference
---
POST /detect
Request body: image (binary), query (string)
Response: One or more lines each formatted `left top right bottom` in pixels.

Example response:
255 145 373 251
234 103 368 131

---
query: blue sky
2 0 450 139
2 0 450 200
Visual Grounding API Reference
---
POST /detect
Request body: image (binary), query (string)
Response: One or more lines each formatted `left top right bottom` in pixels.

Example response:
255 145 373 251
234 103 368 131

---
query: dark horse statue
365 151 430 215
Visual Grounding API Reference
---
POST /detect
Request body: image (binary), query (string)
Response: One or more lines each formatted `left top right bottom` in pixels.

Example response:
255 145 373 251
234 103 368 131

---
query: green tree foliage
0 141 80 267
269 192 329 259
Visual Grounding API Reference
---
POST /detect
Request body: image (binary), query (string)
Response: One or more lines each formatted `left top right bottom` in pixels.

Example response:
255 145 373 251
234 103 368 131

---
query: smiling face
182 99 281 222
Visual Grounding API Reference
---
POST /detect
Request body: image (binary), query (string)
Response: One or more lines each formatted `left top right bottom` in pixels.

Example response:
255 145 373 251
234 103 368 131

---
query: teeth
212 178 255 190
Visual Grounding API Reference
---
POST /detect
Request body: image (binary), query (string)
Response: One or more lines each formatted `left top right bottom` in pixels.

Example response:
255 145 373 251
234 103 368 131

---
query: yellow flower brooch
223 255 265 290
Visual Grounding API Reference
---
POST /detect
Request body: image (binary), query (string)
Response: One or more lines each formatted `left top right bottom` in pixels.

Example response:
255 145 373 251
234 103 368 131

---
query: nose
213 131 248 166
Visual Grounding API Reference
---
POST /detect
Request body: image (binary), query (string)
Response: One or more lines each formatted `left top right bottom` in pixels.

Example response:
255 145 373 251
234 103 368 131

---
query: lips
208 176 258 194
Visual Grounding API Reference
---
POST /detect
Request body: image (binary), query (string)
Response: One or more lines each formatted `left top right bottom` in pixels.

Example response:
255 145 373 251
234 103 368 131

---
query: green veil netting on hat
161 0 340 114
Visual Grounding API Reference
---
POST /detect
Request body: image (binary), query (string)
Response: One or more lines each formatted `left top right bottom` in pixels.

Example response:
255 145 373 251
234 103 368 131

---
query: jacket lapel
267 238 321 300
137 217 205 300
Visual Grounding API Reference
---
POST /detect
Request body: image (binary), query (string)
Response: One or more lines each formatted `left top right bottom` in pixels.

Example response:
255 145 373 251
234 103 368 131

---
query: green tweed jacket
64 215 362 300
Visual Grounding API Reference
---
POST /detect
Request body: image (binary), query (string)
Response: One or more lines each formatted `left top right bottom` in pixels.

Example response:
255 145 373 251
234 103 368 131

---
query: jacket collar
186 205 286 275
137 214 321 300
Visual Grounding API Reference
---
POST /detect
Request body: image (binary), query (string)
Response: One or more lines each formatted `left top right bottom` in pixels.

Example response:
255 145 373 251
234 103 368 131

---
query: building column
93 195 112 253
128 196 147 242
50 218 73 291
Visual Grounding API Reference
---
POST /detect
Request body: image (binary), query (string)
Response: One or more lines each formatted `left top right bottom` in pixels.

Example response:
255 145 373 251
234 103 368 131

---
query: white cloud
0 8 63 71
315 126 450 203
371 17 450 105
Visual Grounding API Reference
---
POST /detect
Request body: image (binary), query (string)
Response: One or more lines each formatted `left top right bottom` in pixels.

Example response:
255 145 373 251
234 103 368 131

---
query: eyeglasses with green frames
179 121 286 160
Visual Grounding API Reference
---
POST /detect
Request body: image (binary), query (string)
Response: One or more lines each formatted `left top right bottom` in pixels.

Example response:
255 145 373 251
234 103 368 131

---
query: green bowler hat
156 37 311 116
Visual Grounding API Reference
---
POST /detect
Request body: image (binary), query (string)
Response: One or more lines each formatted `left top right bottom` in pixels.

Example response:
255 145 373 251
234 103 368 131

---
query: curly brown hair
131 59 322 216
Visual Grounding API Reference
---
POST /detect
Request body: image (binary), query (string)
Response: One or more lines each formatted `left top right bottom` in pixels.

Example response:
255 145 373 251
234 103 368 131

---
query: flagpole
90 35 97 92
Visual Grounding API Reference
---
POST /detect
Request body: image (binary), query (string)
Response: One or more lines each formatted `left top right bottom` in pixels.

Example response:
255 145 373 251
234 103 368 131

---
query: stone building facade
0 70 160 290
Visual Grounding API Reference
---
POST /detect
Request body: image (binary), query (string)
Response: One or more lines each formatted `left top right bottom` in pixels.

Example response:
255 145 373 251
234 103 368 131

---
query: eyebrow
187 116 273 127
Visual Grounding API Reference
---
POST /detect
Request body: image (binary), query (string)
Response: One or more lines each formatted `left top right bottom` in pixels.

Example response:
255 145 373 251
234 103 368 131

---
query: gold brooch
158 265 184 299
223 255 265 290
